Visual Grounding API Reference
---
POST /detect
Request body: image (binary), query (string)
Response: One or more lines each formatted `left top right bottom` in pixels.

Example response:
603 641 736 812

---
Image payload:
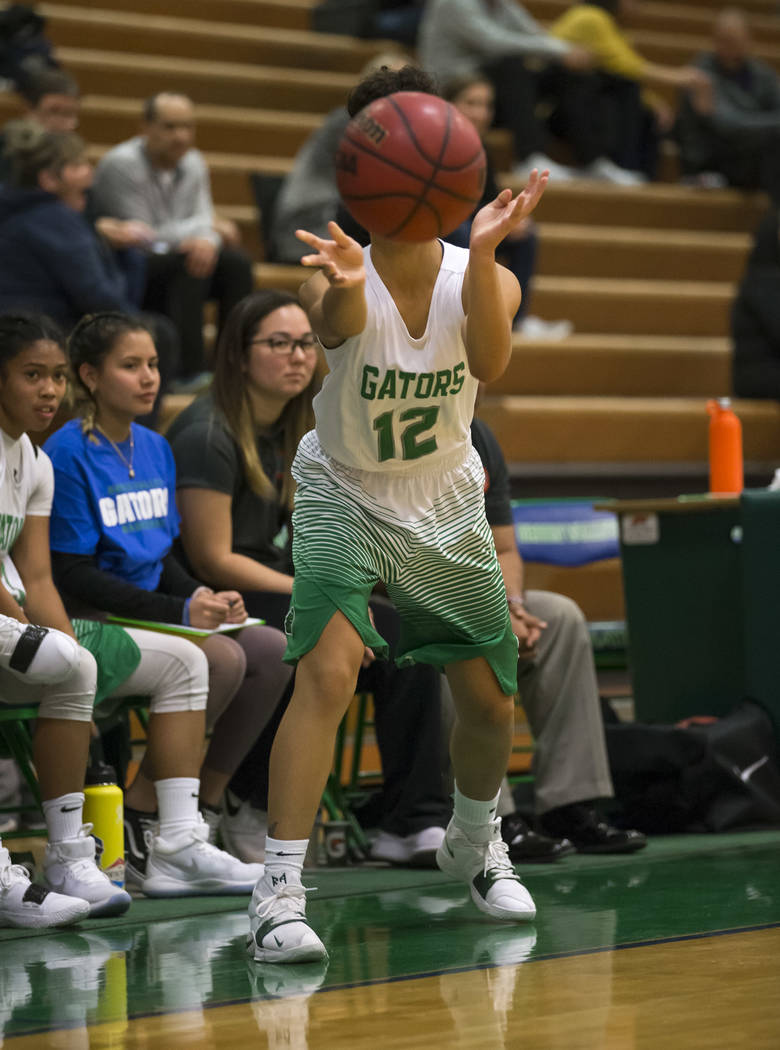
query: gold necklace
96 425 135 478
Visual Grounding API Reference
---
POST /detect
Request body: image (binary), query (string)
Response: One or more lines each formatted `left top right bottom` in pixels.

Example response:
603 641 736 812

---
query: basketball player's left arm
11 515 77 639
463 173 548 382
462 259 520 383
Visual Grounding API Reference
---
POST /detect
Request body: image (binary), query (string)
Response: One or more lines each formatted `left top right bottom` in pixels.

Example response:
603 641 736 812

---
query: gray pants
497 589 614 817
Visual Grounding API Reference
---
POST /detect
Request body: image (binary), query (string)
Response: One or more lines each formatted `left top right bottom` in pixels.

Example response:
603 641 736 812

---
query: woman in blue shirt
45 312 291 893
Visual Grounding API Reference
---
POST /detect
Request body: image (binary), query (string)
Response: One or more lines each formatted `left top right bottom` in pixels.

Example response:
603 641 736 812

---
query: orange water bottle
707 398 743 494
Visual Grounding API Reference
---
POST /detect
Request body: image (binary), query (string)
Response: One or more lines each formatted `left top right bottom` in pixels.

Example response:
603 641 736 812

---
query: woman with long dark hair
44 312 288 894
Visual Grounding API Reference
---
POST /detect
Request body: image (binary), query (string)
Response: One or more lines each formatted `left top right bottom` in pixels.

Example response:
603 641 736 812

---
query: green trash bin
604 491 780 740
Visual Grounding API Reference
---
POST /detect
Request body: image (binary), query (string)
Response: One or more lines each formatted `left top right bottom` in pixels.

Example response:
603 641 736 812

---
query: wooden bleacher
16 0 780 623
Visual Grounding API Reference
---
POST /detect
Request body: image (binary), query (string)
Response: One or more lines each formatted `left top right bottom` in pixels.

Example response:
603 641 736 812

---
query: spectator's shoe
680 171 728 190
500 812 575 863
0 845 89 928
370 826 445 868
584 157 646 186
200 805 221 846
436 818 536 921
538 803 648 854
140 818 264 896
43 827 132 917
221 790 268 863
514 151 577 182
123 806 157 887
515 315 574 341
247 873 328 964
0 615 79 684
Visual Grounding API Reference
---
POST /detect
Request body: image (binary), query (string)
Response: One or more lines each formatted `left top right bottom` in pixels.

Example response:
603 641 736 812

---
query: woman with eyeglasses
43 311 293 891
165 291 325 860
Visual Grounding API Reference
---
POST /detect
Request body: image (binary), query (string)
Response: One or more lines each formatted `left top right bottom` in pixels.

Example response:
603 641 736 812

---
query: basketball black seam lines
383 94 452 238
339 133 481 204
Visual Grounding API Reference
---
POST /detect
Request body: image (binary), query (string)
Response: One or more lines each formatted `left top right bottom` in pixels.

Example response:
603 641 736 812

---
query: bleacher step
477 395 780 464
492 335 731 397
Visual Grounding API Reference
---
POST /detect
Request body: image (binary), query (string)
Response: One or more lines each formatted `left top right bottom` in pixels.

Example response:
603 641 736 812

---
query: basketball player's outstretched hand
470 168 549 253
296 221 366 287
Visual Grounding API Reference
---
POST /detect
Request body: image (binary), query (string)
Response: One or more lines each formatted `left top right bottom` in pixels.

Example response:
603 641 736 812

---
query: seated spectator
43 313 291 883
731 207 780 400
0 120 178 422
676 7 780 199
418 0 643 184
550 0 711 180
0 311 129 922
471 416 647 857
442 72 573 338
271 51 410 264
0 68 154 321
7 66 79 134
165 290 453 866
91 93 254 390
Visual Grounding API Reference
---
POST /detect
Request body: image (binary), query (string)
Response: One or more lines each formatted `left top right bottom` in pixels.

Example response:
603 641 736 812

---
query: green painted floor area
2 831 779 1039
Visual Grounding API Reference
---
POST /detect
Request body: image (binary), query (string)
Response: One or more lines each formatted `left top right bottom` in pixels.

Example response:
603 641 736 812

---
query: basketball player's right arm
297 222 367 346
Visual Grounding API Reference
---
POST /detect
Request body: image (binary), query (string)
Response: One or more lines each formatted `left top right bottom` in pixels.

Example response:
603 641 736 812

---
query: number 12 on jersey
372 406 439 462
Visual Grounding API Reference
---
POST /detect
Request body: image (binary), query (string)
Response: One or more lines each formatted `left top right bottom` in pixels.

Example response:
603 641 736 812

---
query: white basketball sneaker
140 818 264 896
370 826 445 867
248 872 328 964
0 614 80 684
0 845 89 928
436 818 537 921
43 826 132 918
221 790 267 863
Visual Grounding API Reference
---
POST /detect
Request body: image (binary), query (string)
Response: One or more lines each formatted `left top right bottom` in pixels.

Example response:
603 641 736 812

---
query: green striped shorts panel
283 444 519 695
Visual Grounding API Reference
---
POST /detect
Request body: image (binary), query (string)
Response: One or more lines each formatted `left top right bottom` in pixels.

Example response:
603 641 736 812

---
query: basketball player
247 65 548 964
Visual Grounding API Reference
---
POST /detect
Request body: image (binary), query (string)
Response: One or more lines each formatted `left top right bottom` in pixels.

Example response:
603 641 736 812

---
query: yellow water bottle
83 763 125 888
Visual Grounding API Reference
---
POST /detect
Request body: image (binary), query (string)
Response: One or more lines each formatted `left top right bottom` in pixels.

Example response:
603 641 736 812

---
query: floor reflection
0 837 778 1046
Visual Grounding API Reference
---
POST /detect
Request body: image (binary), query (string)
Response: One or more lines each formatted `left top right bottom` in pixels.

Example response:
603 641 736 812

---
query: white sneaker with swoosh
0 845 89 928
141 818 264 896
42 826 131 918
436 818 537 921
248 872 327 964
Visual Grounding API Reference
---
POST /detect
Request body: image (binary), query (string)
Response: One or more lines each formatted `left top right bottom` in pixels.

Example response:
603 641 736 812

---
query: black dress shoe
501 812 576 863
538 803 647 855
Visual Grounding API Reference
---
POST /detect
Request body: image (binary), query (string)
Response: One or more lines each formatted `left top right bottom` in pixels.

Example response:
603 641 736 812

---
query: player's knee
299 647 361 707
37 646 97 721
461 689 515 731
149 642 209 715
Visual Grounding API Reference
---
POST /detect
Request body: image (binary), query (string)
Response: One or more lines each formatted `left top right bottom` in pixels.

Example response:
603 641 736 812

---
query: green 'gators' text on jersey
313 240 478 474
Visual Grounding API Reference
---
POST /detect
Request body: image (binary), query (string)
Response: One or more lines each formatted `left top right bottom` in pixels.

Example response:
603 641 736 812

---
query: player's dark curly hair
0 312 64 375
347 65 439 118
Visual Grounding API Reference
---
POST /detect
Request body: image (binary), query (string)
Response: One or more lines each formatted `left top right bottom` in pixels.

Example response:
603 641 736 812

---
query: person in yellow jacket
551 0 711 178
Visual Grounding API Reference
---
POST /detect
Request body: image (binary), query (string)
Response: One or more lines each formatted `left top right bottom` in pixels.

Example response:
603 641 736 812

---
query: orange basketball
335 91 486 242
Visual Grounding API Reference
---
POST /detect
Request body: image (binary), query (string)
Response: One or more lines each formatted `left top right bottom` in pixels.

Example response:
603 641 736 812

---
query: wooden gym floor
1 830 779 1048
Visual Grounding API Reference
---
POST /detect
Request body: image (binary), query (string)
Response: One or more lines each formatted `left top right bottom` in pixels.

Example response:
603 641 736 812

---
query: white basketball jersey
313 240 478 474
0 429 54 605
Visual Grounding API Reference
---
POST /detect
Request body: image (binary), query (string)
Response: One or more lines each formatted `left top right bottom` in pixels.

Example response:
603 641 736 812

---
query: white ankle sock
43 792 84 843
264 836 308 889
453 784 500 834
155 778 200 839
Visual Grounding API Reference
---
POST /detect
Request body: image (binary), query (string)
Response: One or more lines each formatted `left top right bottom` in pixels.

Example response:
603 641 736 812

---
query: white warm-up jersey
0 429 54 605
313 240 478 474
